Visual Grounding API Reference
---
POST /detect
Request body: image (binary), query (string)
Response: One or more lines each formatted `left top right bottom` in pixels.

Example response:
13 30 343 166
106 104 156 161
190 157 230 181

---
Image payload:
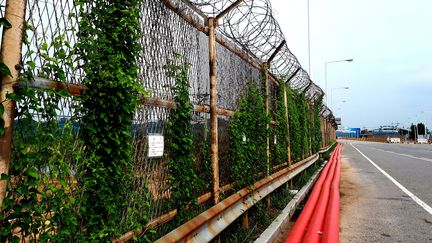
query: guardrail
114 145 336 242
255 159 328 243
153 154 322 242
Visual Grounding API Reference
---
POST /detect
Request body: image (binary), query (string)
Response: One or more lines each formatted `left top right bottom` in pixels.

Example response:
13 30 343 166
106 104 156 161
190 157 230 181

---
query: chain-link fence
0 0 337 240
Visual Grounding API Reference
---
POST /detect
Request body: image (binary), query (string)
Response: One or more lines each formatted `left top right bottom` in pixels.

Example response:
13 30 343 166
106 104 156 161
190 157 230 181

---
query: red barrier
284 146 339 243
301 150 338 242
322 154 341 243
285 144 342 243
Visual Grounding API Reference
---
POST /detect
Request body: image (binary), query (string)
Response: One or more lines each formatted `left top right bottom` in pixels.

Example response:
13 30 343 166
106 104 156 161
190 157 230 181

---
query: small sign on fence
148 135 164 157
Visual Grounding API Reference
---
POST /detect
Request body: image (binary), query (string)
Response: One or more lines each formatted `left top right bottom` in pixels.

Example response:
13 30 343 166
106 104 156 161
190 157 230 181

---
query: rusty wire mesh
4 0 336 236
12 0 83 175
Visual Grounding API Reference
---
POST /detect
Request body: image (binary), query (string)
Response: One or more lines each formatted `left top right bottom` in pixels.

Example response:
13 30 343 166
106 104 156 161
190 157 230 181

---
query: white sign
148 135 164 157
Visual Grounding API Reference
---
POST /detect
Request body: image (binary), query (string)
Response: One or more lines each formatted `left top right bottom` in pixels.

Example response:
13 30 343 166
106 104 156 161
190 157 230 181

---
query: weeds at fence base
215 185 294 242
215 153 335 242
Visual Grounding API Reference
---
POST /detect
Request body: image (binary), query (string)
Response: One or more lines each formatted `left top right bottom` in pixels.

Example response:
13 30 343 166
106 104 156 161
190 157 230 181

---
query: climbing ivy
270 79 288 167
230 83 269 189
0 34 82 241
164 54 203 225
297 92 310 157
287 87 302 161
75 0 144 239
311 97 323 153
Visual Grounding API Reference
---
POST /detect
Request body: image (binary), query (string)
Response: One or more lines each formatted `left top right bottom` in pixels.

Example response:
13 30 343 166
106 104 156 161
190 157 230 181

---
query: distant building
359 125 409 142
336 127 360 138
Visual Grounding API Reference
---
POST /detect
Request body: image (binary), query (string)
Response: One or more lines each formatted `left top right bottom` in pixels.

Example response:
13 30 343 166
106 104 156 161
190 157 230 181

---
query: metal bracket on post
0 0 27 209
267 40 286 64
215 0 245 20
286 67 301 84
180 0 208 21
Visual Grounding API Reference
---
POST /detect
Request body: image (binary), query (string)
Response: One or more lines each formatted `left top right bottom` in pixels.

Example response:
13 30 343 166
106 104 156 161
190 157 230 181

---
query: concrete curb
254 160 328 243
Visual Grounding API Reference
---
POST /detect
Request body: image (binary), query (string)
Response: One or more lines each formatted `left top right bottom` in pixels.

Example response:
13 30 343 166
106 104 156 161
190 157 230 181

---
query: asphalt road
339 140 432 242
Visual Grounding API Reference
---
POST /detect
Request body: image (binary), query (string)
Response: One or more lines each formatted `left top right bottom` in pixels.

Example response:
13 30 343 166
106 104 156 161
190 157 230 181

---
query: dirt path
339 151 369 241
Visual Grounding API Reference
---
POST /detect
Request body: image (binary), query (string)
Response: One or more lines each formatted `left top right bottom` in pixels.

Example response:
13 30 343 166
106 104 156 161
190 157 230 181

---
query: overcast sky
272 0 432 129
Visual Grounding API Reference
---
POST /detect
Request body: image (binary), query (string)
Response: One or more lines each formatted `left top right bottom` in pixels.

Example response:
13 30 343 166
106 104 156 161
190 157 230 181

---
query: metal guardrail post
0 0 27 209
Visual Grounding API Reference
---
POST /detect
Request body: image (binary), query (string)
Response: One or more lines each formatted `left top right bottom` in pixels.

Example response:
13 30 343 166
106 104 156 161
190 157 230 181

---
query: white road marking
370 147 432 163
351 144 432 216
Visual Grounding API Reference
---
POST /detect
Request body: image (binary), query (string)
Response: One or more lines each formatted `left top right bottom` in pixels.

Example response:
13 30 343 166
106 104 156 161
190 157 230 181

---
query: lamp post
331 86 349 110
325 59 353 104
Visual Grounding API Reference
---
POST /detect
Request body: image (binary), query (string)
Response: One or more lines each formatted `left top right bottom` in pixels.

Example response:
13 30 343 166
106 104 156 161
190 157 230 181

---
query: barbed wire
185 0 333 117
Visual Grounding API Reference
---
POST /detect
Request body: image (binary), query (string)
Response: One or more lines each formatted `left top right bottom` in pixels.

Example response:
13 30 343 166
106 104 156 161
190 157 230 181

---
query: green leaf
5 93 20 102
27 167 39 179
0 173 9 180
0 62 12 77
40 42 48 51
0 17 11 29
0 119 4 136
57 49 67 59
26 60 36 69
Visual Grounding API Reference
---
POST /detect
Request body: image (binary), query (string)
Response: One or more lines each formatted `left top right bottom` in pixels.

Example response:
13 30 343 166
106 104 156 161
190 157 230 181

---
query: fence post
207 17 219 205
263 63 271 209
324 119 327 146
308 102 313 155
327 119 330 145
264 63 270 177
283 83 291 165
0 0 27 209
321 117 325 148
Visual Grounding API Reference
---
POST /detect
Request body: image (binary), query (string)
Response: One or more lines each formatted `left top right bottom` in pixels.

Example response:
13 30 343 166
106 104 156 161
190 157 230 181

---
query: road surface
339 140 432 242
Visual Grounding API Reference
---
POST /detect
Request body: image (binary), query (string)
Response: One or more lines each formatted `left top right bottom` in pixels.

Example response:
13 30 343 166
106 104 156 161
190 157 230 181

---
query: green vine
271 79 288 167
287 87 302 161
298 92 310 157
164 54 202 213
75 0 144 239
0 33 81 241
311 98 323 153
230 83 269 189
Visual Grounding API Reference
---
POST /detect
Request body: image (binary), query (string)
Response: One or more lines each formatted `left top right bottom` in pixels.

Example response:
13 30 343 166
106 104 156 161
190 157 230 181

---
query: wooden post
264 63 270 176
321 117 325 148
208 18 219 205
263 63 271 209
308 102 312 156
323 118 327 146
283 83 291 165
324 119 327 146
0 0 27 209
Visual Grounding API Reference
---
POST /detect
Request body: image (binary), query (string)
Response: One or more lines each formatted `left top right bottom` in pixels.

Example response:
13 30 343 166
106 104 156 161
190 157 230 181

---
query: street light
325 59 353 104
331 86 349 111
